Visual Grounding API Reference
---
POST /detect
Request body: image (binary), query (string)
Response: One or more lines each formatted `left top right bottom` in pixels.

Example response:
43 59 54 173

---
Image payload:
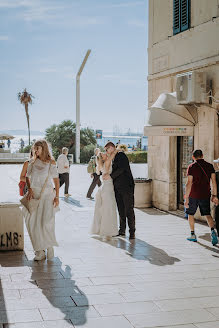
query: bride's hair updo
33 139 53 162
96 152 105 175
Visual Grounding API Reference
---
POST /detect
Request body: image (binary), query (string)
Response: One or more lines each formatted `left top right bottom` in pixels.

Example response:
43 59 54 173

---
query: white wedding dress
23 159 59 251
91 163 118 237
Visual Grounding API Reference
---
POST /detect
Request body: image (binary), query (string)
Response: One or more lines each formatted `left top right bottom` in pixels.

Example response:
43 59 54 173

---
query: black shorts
186 197 211 216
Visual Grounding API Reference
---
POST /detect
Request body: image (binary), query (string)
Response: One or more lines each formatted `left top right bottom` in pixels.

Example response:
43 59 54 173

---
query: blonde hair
117 144 128 152
96 152 104 175
29 146 34 159
33 139 53 162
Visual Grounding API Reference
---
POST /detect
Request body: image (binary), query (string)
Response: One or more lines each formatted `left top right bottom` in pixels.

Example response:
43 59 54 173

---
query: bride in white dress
91 150 118 237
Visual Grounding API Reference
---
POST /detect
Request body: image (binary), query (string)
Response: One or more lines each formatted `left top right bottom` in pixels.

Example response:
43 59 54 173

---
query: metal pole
76 77 80 164
75 49 91 164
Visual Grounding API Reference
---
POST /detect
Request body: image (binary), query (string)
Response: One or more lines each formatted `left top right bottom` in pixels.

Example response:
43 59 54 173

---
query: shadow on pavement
197 241 219 254
0 270 8 325
138 208 168 216
93 236 180 266
0 253 89 326
60 197 83 208
30 257 89 326
198 233 219 256
199 232 212 242
0 251 27 325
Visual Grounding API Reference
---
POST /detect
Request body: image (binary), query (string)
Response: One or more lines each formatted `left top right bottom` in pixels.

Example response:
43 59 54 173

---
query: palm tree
18 89 34 145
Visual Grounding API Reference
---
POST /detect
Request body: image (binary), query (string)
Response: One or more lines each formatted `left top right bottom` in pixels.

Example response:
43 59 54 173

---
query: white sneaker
47 247 54 260
64 193 71 197
34 250 46 261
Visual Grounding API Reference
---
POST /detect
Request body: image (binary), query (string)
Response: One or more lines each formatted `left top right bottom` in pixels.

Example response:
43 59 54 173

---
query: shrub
19 144 32 153
126 151 147 163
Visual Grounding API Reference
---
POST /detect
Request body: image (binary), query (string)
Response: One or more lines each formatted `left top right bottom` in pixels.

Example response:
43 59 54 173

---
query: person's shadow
93 236 180 266
0 253 89 326
30 257 89 326
60 196 83 208
198 232 219 257
0 266 8 325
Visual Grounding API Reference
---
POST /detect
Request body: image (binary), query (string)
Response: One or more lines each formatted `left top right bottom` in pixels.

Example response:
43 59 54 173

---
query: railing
0 153 29 163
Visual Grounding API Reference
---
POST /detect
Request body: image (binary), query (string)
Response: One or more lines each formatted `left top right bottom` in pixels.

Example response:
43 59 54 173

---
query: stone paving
1 164 219 327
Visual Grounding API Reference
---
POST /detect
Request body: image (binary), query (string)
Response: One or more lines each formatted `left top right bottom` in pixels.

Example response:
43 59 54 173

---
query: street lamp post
75 49 91 164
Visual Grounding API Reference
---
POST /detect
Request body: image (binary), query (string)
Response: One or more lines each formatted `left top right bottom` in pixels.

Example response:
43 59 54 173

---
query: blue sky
0 0 148 134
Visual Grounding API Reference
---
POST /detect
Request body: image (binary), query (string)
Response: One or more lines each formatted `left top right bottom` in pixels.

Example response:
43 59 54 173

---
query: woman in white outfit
25 140 59 261
91 150 118 238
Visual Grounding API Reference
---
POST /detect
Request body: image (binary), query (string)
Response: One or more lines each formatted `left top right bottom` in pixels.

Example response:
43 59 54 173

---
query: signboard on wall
144 126 194 137
95 130 103 139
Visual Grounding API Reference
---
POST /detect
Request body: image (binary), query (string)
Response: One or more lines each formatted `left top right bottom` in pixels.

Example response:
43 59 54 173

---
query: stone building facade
145 0 219 212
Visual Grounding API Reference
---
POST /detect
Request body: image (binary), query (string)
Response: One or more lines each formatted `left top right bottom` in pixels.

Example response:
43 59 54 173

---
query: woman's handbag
20 162 51 215
20 196 40 214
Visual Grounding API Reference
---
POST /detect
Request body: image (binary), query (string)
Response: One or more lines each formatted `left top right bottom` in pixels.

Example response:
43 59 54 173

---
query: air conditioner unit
176 71 207 104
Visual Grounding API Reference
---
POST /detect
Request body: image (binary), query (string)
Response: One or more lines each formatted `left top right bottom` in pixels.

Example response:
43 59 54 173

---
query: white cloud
104 1 144 9
39 68 58 73
0 0 36 9
64 73 76 79
128 19 145 28
100 74 121 80
0 35 9 40
0 0 106 27
99 74 143 86
0 0 63 22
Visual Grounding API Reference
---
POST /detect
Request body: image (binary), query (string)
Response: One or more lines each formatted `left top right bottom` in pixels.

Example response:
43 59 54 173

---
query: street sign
96 130 103 139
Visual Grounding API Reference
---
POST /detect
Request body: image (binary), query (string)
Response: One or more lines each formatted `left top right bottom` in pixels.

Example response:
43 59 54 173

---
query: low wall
0 203 24 250
134 179 152 208
0 153 29 164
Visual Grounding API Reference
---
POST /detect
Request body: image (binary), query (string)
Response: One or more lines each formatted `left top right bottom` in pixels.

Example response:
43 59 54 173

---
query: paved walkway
1 165 219 328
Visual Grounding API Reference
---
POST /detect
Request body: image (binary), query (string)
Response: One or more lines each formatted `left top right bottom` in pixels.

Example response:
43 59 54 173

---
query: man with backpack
86 148 102 200
185 149 218 245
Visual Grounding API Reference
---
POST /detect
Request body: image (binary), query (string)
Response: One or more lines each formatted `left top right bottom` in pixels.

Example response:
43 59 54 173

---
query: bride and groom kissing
91 141 136 240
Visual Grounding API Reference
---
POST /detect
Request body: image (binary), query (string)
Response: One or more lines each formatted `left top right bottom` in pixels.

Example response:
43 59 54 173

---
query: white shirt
57 154 70 174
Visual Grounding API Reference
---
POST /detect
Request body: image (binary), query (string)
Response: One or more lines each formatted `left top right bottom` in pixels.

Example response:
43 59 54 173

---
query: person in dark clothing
7 138 11 148
86 148 102 200
103 141 135 239
185 149 218 245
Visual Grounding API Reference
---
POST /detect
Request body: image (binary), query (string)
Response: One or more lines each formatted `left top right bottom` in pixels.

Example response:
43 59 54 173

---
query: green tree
45 120 76 153
81 127 96 148
18 89 34 145
45 120 96 162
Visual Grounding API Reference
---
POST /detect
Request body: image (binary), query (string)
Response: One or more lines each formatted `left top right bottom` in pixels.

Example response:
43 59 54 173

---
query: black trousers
115 188 135 234
59 173 69 194
87 173 101 198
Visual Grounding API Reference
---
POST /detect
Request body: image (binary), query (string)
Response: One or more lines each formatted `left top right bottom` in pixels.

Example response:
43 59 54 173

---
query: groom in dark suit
103 142 136 239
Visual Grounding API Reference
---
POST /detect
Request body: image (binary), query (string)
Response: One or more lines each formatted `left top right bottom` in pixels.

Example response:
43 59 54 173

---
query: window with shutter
173 0 190 35
173 0 180 35
181 0 190 31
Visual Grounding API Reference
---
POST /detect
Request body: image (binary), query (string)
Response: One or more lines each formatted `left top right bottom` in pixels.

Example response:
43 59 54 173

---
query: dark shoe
113 232 125 237
129 234 135 240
